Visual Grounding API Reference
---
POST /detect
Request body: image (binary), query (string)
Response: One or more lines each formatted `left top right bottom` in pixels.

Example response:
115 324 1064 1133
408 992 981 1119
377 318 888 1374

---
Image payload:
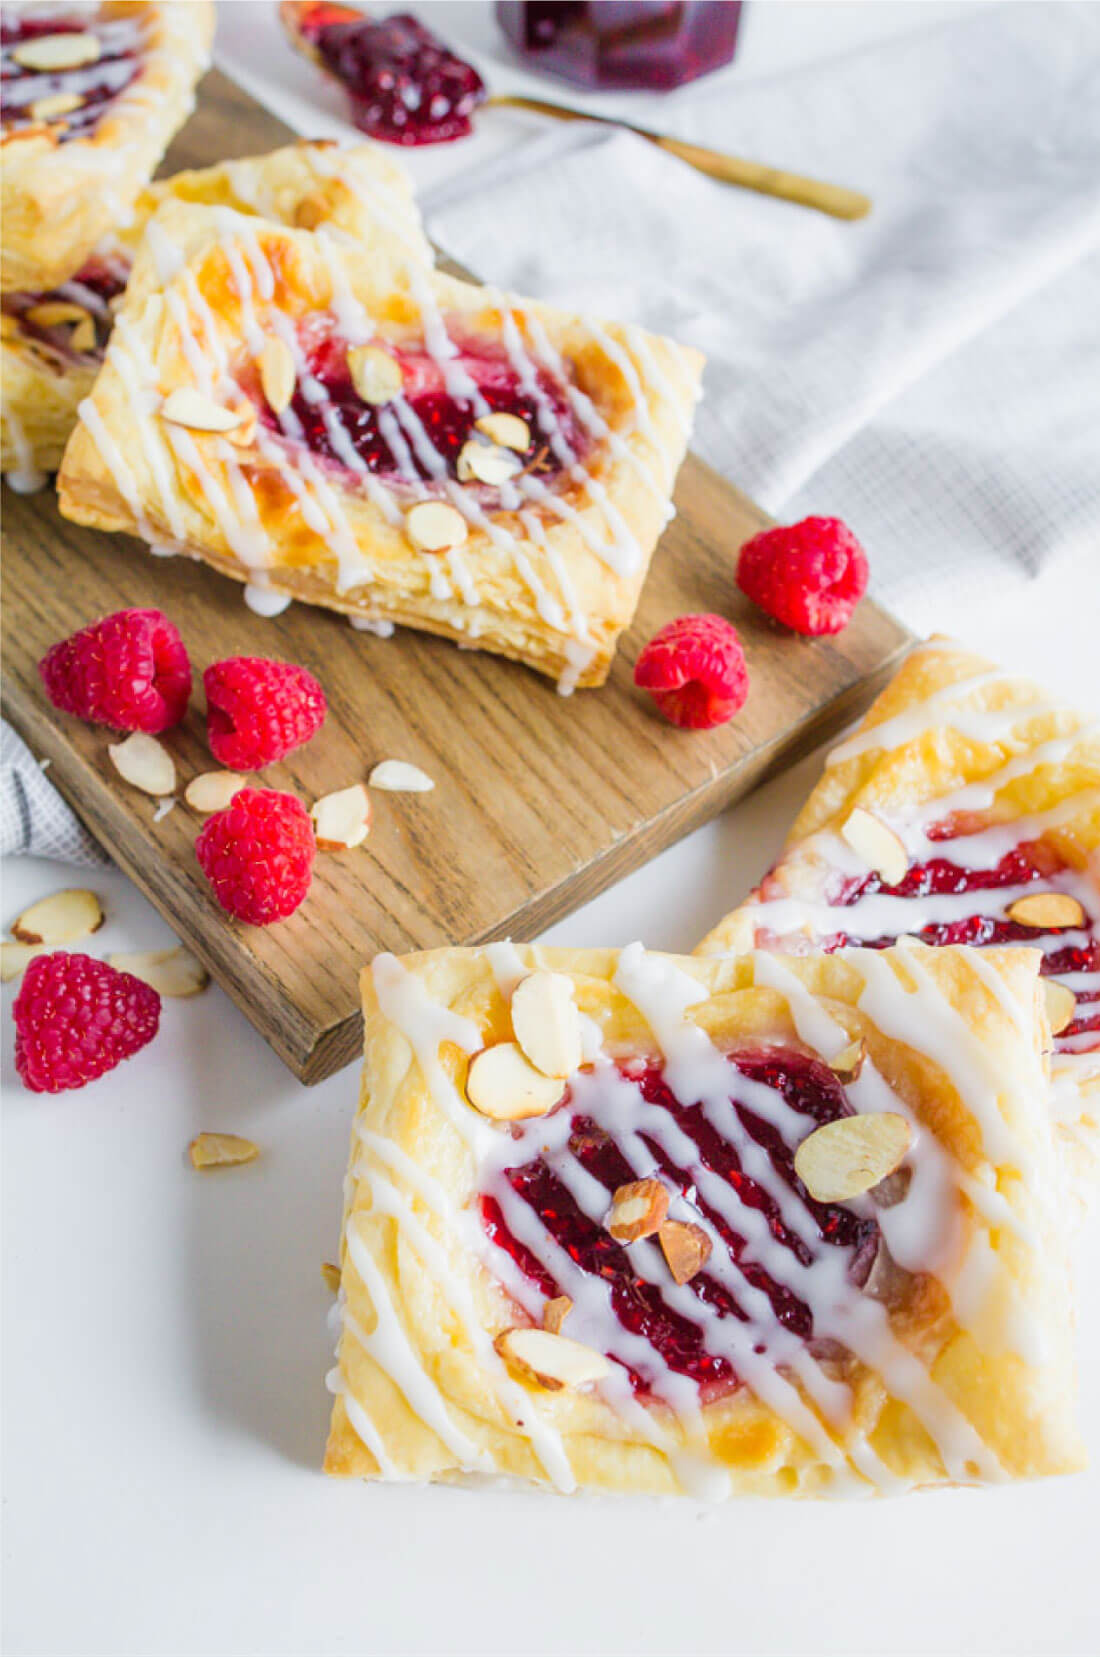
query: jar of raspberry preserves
495 2 742 92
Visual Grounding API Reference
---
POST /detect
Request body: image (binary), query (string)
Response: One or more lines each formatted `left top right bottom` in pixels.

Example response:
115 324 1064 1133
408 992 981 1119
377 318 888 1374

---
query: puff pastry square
0 2 213 293
696 638 1100 1199
57 200 704 689
2 138 430 479
324 938 1084 1497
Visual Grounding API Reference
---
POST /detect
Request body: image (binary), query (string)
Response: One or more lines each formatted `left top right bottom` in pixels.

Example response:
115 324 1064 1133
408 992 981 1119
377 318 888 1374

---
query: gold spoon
487 93 871 221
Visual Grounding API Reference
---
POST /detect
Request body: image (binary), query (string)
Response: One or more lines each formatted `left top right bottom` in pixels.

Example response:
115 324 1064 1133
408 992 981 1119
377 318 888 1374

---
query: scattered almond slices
465 1041 566 1121
29 89 84 122
0 941 51 982
259 335 296 415
794 1113 913 1203
184 770 246 814
13 31 101 71
1043 978 1077 1037
23 299 91 329
224 404 258 449
840 807 908 886
542 1294 573 1335
457 439 523 486
658 1219 712 1284
160 387 244 435
189 1132 259 1171
404 500 467 554
1006 892 1086 931
321 1261 342 1294
12 887 103 946
827 1037 867 1084
511 970 582 1079
311 783 371 851
475 412 530 452
108 732 176 797
494 1326 611 1391
606 1177 669 1243
70 315 96 353
347 344 402 405
108 946 209 998
368 759 434 793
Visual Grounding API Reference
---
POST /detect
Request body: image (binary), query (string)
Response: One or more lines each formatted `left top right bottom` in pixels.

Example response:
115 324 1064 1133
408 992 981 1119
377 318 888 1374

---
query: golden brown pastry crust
696 638 1100 1200
1 3 214 293
56 201 703 688
324 941 1084 1497
2 139 429 477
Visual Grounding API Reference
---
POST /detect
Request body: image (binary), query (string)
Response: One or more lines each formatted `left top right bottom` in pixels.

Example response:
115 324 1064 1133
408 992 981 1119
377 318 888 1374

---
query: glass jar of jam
495 2 742 92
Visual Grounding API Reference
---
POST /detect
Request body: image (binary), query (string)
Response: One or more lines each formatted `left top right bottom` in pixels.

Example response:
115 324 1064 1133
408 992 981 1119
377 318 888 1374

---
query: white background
4 4 1099 1654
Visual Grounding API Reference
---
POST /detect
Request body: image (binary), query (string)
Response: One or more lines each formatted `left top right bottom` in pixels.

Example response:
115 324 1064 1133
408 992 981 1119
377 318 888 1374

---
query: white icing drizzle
243 582 292 618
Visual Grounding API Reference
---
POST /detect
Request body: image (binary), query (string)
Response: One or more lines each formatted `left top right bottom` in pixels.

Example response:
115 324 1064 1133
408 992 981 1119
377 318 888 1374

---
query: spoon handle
487 95 871 222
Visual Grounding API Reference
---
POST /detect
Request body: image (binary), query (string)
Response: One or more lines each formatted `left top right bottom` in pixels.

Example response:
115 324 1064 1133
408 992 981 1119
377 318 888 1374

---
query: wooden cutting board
1 71 912 1083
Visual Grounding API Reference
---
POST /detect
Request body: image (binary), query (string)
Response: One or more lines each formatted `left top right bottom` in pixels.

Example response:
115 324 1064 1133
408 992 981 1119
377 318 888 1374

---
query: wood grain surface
1 70 913 1082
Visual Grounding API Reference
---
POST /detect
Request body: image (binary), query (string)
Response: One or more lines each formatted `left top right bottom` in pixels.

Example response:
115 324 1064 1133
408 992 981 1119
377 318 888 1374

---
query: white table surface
4 5 1098 1655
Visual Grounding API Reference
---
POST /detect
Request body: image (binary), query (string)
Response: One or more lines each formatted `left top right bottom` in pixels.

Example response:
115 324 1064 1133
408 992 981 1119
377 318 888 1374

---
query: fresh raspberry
736 516 869 636
204 657 326 769
13 952 161 1094
634 614 749 731
38 609 192 733
195 787 316 925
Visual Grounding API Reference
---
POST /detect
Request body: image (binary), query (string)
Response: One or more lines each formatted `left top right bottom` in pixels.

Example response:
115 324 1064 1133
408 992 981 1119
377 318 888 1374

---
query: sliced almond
840 807 908 887
184 771 246 814
70 316 96 353
794 1113 912 1203
160 387 243 435
13 32 101 71
1006 892 1086 931
475 412 530 453
827 1038 867 1084
1043 978 1077 1037
108 946 208 998
404 500 468 554
607 1177 669 1243
107 732 176 797
259 336 296 415
29 89 84 121
658 1220 712 1284
368 759 434 793
223 404 258 448
12 887 103 946
543 1294 572 1335
465 1042 566 1121
511 970 582 1079
321 1261 342 1293
0 941 50 982
23 300 91 329
457 439 523 486
189 1132 259 1170
494 1327 610 1391
347 344 402 406
311 783 371 851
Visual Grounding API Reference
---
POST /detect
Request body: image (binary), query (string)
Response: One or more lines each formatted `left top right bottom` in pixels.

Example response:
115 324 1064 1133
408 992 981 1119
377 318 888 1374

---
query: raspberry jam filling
1 11 143 142
286 5 486 146
2 252 129 361
830 839 1099 1043
264 329 585 486
480 1050 880 1399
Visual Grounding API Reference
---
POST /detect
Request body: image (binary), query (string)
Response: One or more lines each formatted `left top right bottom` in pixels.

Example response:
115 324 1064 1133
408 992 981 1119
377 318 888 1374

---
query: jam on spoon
280 2 486 146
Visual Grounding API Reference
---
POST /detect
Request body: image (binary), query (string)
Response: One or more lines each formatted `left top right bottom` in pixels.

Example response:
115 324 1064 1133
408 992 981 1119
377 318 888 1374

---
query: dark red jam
265 328 584 486
496 1 742 92
1 10 143 142
284 4 486 146
2 251 129 360
828 839 1099 1044
480 1051 880 1400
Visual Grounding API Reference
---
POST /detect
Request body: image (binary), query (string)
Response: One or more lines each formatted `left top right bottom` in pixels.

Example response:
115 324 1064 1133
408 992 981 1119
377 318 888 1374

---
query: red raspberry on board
195 787 316 926
13 952 161 1094
38 608 192 733
736 516 869 636
634 614 749 731
204 657 327 770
